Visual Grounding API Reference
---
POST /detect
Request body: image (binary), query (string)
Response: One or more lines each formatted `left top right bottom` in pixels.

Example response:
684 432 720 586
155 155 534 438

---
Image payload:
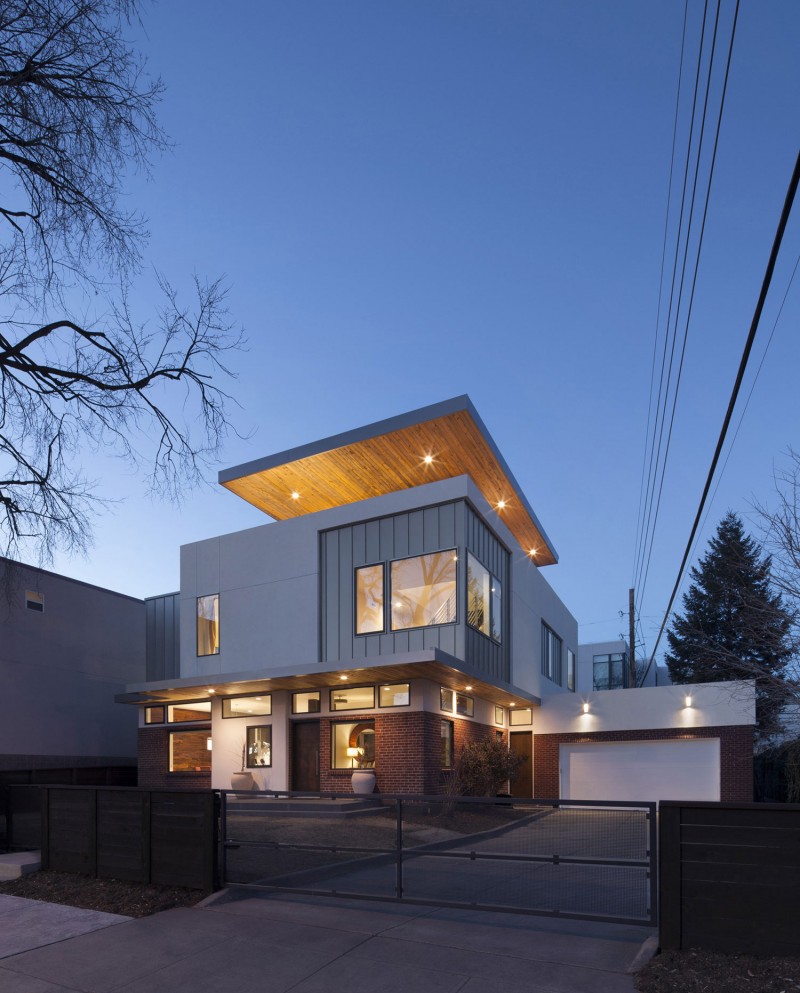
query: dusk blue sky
46 1 800 660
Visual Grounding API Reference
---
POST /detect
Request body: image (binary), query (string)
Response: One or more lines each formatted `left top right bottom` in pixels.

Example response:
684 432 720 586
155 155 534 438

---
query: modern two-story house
119 397 755 803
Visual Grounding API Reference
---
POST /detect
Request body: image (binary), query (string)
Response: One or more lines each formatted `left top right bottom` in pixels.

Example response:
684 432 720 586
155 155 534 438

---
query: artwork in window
441 720 454 768
222 695 272 718
246 725 272 767
390 550 457 630
169 730 212 772
467 553 490 636
197 594 220 656
332 721 375 769
25 590 44 612
440 687 454 712
330 685 375 712
509 707 533 726
494 706 505 726
145 706 165 725
355 563 384 634
292 691 321 714
378 683 410 707
167 701 212 723
456 693 474 717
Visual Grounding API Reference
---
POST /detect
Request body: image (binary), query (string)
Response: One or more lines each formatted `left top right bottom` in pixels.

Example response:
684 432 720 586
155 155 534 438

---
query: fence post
659 802 681 949
648 803 658 926
395 798 403 899
220 790 228 886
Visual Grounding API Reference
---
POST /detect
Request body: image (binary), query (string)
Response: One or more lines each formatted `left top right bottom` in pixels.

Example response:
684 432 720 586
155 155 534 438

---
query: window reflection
355 563 384 634
391 550 457 631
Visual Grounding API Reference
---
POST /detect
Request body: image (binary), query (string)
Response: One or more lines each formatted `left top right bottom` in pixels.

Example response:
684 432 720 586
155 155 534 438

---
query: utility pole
629 588 636 688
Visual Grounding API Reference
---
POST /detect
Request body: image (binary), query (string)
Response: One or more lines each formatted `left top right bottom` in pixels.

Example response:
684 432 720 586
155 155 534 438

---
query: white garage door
559 738 720 803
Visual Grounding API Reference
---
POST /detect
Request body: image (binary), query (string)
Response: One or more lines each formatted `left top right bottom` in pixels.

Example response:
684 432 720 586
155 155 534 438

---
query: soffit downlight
219 396 557 564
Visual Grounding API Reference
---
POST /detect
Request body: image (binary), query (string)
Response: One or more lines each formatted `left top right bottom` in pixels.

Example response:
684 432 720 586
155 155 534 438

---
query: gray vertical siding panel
325 530 339 663
423 506 439 550
366 520 380 563
145 594 179 682
339 529 353 662
379 517 394 561
393 514 409 559
408 511 424 556
352 522 366 566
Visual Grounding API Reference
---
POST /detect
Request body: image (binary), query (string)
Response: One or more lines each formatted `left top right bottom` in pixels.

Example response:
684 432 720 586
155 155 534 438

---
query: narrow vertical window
491 577 502 642
567 649 576 691
467 553 490 635
355 563 384 634
197 594 220 656
441 720 454 768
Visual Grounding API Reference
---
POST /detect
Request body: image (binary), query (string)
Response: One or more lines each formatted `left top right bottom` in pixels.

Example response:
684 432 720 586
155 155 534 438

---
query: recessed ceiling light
497 500 506 510
465 685 473 691
339 674 348 681
423 454 433 465
207 688 216 694
291 491 300 500
529 548 537 557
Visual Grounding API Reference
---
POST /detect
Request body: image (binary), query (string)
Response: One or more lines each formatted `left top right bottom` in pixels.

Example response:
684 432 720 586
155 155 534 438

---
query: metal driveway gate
221 793 657 925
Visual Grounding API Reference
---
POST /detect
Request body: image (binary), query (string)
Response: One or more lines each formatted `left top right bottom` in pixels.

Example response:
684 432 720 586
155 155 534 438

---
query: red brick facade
138 726 212 790
532 725 754 802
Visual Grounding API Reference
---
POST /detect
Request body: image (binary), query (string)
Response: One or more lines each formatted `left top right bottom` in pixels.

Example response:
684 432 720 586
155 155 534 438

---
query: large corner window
197 594 220 656
169 730 212 772
466 553 503 643
391 549 457 631
593 653 627 691
541 623 562 684
355 563 384 634
332 721 375 769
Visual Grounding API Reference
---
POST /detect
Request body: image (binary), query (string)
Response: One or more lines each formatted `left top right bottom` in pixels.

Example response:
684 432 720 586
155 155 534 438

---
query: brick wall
532 725 754 802
138 726 212 790
315 712 501 795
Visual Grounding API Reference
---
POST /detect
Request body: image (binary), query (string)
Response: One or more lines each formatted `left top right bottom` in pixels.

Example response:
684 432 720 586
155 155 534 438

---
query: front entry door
291 720 320 791
510 731 533 797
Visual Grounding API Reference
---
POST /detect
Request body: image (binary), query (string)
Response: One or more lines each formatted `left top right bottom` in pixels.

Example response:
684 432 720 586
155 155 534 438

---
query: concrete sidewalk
0 889 657 992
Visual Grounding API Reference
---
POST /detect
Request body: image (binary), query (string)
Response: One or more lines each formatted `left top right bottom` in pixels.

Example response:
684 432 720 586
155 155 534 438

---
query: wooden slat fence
40 786 217 891
660 800 800 956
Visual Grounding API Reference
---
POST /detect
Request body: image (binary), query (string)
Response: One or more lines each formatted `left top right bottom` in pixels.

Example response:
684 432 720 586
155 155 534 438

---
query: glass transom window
330 685 375 712
391 550 457 631
223 695 272 718
378 683 410 707
168 701 212 723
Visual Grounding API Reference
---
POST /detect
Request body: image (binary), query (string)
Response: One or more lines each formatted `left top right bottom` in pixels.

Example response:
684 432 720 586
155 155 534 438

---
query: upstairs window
567 649 576 692
541 623 562 684
355 563 384 634
593 653 627 691
391 550 457 631
466 553 502 643
197 594 220 656
25 591 44 612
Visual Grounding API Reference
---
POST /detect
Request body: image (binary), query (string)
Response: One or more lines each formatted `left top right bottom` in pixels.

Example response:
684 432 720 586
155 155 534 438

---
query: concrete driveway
0 889 656 993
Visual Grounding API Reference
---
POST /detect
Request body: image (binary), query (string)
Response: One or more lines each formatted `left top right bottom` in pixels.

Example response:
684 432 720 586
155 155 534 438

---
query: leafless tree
0 0 242 563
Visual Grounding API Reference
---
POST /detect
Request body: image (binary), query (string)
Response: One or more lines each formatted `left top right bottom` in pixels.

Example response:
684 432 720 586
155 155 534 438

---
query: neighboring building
119 396 755 803
576 641 672 694
0 559 145 780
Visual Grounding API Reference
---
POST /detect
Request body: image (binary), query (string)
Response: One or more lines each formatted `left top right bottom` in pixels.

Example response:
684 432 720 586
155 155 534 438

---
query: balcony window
355 563 384 634
197 594 219 656
390 550 457 631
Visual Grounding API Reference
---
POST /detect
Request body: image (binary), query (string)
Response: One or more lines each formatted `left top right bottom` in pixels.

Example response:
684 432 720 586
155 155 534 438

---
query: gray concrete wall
0 560 145 766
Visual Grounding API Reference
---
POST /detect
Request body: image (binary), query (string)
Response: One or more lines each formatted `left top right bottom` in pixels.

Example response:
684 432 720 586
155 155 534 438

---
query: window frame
292 691 321 714
329 685 376 712
378 683 410 708
196 593 220 657
167 700 212 724
144 705 165 725
509 707 533 726
354 562 385 635
389 548 458 633
331 719 375 770
245 725 272 768
567 649 576 692
494 705 505 726
440 687 454 713
222 694 272 718
168 728 212 773
466 552 503 644
455 692 474 718
541 622 563 685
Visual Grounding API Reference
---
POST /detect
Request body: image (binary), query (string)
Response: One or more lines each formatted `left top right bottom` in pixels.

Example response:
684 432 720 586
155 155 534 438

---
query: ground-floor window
441 720 454 768
169 730 211 772
331 720 375 769
246 726 272 767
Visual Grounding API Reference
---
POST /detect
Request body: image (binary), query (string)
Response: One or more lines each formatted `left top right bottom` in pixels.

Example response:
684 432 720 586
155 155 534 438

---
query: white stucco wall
533 679 755 734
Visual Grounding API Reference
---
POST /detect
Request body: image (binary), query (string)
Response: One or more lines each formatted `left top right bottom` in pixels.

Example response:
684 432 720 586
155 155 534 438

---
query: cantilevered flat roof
219 395 557 565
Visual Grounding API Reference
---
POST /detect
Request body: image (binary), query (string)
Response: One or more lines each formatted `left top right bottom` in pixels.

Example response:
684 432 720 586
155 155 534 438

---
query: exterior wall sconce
684 694 693 708
582 701 590 714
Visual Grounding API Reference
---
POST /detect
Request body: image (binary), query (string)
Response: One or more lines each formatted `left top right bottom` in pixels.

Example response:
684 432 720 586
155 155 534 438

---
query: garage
559 738 721 803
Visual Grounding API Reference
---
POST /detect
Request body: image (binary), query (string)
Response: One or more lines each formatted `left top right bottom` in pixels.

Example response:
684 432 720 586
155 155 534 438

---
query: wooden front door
510 731 533 797
291 720 320 791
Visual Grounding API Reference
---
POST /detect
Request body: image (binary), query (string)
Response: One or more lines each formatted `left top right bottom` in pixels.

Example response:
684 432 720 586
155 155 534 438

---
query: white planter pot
231 771 256 794
351 770 376 794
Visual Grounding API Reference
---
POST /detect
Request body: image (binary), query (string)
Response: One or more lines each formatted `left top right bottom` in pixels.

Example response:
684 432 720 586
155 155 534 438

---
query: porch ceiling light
496 500 506 510
423 454 434 465
465 685 473 691
291 491 300 500
339 674 348 681
207 688 216 694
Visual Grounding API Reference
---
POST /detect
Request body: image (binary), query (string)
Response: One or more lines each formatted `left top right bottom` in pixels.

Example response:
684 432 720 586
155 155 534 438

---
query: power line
638 149 800 686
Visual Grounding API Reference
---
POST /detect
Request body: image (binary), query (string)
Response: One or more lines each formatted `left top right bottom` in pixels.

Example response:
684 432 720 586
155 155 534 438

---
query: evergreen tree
665 512 793 742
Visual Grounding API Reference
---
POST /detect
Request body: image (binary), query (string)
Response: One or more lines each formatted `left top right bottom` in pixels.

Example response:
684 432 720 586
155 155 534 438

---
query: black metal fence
221 793 657 926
